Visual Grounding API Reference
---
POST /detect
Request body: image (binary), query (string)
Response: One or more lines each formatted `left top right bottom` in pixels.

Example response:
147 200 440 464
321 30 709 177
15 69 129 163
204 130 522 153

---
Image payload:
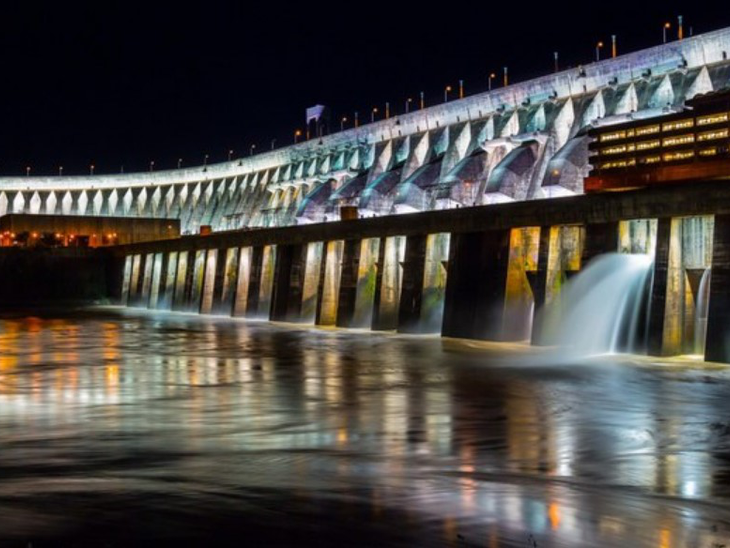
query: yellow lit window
699 147 718 157
600 158 636 170
663 150 695 162
662 119 695 132
697 128 729 141
599 130 627 142
662 134 695 147
639 155 662 164
636 140 661 151
601 143 636 155
636 125 661 136
697 113 729 126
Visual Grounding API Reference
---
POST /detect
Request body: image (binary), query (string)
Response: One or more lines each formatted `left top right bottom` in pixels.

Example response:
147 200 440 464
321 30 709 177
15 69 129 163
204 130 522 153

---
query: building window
697 128 729 142
662 119 695 132
636 139 661 151
697 113 729 126
662 134 695 147
635 125 661 137
663 150 695 162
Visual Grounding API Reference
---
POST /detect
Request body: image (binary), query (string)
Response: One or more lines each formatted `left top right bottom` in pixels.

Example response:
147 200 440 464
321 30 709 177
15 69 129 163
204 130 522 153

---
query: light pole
663 22 671 43
678 15 684 41
354 111 359 128
503 67 508 87
249 144 256 156
595 41 604 62
488 73 496 91
177 158 183 169
405 97 413 113
228 149 233 161
420 91 425 110
340 117 347 131
459 79 464 99
444 85 452 103
26 166 30 177
203 154 209 166
90 164 94 175
385 102 390 119
270 138 276 150
58 166 63 176
612 35 617 58
149 160 155 172
294 129 302 143
554 52 559 73
371 107 378 123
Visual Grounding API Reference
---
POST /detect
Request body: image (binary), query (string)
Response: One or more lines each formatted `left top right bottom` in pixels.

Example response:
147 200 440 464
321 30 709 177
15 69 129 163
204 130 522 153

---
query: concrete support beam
647 218 672 356
706 214 730 363
442 230 511 340
530 226 551 344
270 244 306 322
397 234 427 333
336 240 361 328
245 246 265 318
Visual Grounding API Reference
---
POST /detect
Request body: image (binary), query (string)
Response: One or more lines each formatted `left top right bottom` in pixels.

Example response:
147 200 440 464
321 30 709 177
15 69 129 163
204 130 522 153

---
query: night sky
0 1 727 176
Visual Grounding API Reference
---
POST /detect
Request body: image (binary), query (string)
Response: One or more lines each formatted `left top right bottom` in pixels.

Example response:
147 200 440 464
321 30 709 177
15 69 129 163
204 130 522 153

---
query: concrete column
270 244 306 322
336 240 361 328
233 247 252 317
442 229 511 340
245 246 265 318
706 214 730 363
372 236 406 331
159 251 177 310
190 250 207 313
647 218 672 356
530 226 551 344
397 234 427 333
301 242 324 324
120 256 132 306
149 253 164 309
581 222 618 265
172 251 189 311
213 248 239 316
315 240 344 326
200 249 218 314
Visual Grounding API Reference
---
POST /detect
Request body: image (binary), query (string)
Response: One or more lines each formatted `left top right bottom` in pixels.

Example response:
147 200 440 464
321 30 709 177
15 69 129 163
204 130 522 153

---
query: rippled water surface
1 307 730 547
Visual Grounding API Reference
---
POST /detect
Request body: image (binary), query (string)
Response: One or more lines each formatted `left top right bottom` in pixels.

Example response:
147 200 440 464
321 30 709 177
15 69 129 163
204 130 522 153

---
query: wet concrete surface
0 307 729 547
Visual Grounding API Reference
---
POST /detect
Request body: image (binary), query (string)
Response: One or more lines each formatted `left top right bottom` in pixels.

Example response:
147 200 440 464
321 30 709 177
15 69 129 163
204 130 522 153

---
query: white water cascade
536 253 654 357
694 268 712 355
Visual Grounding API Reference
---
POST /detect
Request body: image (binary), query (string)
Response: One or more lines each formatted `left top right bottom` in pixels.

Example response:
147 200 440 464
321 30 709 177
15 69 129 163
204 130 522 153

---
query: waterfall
536 253 654 357
694 268 711 355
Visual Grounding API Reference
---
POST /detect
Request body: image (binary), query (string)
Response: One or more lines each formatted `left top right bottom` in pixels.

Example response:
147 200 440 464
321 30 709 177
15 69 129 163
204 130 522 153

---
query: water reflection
0 308 729 546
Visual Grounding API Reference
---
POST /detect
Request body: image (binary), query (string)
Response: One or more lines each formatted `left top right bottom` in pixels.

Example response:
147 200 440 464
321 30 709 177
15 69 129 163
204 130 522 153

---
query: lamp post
420 91 425 110
595 41 604 62
270 138 276 150
90 164 94 175
58 166 63 176
663 22 671 43
340 117 347 131
459 79 464 99
294 129 302 143
444 85 452 103
249 144 256 156
26 166 30 177
371 107 378 123
177 158 183 169
354 112 359 128
554 53 559 73
228 149 233 161
385 102 390 119
612 35 617 58
203 154 209 166
503 67 508 87
149 160 155 172
488 73 496 91
405 97 413 113
678 15 684 41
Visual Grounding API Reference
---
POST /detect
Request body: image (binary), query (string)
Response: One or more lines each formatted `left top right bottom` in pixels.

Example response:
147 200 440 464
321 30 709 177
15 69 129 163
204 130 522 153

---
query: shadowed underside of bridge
1 28 730 233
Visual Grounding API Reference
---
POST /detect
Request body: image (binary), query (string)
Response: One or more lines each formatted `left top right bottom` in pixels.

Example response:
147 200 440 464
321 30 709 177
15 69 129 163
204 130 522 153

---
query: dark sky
0 1 727 176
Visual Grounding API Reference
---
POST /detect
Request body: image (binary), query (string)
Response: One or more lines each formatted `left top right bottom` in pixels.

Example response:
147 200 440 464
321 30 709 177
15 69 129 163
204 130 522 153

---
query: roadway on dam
0 308 729 546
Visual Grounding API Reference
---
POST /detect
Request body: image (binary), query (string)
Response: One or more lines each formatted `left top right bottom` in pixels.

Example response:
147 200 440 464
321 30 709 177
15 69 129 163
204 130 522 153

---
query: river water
0 307 729 547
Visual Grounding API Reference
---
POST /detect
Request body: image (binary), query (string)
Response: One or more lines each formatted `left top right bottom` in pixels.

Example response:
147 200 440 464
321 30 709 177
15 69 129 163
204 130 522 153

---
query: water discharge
695 267 712 355
536 253 654 357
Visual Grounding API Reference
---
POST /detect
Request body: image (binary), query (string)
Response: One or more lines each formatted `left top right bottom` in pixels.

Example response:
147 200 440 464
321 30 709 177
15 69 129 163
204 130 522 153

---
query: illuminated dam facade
3 28 730 233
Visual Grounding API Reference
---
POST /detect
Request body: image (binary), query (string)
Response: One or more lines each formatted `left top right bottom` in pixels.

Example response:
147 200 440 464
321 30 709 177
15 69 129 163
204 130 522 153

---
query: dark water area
0 308 730 547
